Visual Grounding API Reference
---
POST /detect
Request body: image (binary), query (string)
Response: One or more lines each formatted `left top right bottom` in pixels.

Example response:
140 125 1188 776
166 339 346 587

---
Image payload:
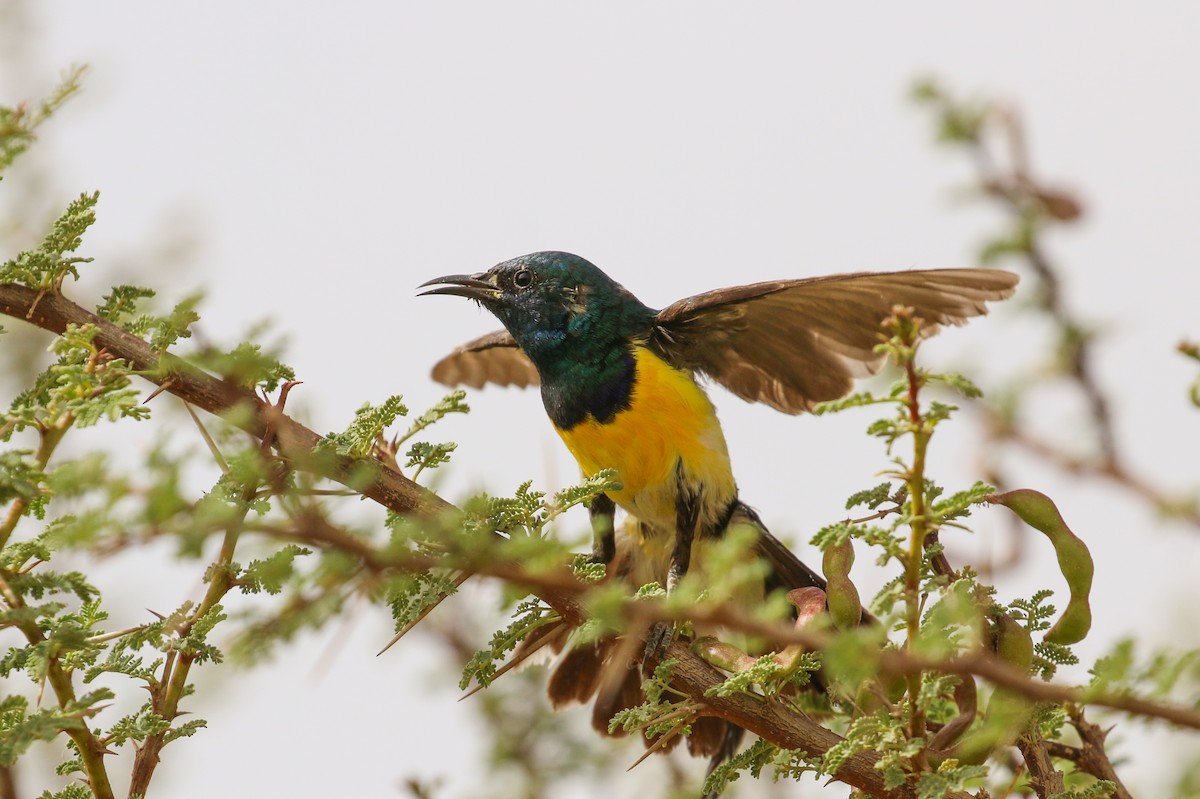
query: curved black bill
417 273 499 301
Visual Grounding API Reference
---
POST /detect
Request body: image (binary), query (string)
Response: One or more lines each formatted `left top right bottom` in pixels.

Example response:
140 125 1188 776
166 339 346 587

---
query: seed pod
992 612 1034 670
786 587 827 629
691 636 756 672
823 538 862 630
986 489 1094 645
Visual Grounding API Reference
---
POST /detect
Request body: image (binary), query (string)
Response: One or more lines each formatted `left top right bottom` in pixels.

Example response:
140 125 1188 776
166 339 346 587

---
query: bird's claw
643 621 677 666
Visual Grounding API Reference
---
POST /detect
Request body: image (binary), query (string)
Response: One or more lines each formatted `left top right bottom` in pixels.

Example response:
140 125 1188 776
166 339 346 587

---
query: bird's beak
417 273 501 302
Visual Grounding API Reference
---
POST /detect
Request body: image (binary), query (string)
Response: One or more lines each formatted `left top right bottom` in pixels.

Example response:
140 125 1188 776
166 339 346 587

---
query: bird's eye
512 269 535 290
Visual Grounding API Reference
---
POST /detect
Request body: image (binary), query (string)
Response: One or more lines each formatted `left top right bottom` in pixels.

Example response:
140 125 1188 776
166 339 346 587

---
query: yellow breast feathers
553 346 736 530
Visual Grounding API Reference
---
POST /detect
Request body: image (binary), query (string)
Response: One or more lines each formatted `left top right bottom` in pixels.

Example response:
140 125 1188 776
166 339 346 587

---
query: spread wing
430 330 540 389
651 268 1018 414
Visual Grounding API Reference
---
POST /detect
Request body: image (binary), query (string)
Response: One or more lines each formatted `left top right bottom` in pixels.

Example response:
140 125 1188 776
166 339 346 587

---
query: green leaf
396 391 470 446
0 65 86 176
812 391 893 416
194 341 296 391
0 192 98 287
405 441 456 475
241 545 311 595
320 396 408 458
148 294 202 351
96 285 156 325
460 597 558 690
844 482 894 510
930 372 983 399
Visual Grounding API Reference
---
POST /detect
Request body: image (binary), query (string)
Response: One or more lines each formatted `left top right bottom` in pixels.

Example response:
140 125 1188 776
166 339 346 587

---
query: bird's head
420 251 655 364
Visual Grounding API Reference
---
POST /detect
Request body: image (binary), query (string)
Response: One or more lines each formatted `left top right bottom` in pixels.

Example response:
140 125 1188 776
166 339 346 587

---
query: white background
4 2 1200 797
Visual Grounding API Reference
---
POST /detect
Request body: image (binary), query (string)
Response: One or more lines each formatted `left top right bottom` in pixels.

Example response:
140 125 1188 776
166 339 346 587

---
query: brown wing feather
430 329 540 389
653 268 1018 413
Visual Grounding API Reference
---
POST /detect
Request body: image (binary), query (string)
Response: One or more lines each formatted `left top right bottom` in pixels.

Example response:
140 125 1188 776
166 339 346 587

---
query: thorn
625 718 688 771
276 380 303 407
377 571 472 656
626 704 696 734
147 608 167 620
143 379 175 404
26 286 48 319
458 623 568 701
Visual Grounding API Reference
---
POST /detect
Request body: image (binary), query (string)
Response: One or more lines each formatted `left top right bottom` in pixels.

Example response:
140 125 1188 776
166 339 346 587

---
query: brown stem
1068 708 1134 799
968 112 1120 468
988 422 1200 528
0 764 15 799
900 335 933 755
0 284 445 521
0 418 68 551
0 284 1170 798
128 496 248 795
256 499 1200 734
1015 728 1065 799
0 413 114 799
0 284 966 799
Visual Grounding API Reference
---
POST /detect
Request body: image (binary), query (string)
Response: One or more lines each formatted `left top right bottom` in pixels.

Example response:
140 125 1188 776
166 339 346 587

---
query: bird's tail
533 499 836 796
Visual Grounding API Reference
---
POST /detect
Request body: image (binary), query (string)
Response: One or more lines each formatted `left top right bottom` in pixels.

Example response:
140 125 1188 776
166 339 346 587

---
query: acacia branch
0 283 953 799
6 284 1185 794
0 404 114 799
1068 708 1133 799
956 99 1200 529
248 512 1200 735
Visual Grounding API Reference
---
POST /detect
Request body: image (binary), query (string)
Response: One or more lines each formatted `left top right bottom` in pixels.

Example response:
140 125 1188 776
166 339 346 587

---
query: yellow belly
553 346 736 532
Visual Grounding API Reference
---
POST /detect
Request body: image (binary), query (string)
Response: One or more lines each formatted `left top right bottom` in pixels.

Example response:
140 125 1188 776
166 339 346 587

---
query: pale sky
5 3 1200 797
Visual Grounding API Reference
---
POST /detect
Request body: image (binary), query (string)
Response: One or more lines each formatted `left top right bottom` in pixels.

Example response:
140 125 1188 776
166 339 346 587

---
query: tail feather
701 723 746 799
591 657 642 736
547 641 605 708
686 716 729 758
539 499 866 796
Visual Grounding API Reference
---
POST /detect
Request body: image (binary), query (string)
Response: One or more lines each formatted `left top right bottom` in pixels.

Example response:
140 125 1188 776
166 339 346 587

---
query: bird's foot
643 621 677 666
586 545 613 567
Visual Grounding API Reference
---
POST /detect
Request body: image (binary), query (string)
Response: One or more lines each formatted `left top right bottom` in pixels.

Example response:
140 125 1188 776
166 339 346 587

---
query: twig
1068 707 1134 799
1015 728 1065 799
0 283 966 799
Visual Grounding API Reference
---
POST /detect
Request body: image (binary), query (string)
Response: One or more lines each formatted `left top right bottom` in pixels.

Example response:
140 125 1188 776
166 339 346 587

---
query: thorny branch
947 96 1200 530
3 282 1185 796
0 282 946 799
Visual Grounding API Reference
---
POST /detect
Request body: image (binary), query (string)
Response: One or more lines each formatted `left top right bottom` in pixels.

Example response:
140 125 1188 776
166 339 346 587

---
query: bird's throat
550 346 737 532
539 343 637 430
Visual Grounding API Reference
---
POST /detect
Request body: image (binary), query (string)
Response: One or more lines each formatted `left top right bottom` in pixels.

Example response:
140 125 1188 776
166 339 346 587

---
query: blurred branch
1181 339 1200 409
1069 708 1134 799
915 80 1200 530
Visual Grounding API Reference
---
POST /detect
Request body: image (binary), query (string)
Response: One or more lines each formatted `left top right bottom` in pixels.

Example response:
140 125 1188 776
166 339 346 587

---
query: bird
419 251 1018 786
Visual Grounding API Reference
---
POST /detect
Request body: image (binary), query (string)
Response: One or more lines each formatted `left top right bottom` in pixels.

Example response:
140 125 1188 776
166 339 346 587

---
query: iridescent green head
420 251 656 366
421 251 658 427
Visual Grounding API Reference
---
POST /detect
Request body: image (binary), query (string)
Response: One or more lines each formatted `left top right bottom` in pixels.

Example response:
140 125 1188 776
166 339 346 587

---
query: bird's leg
702 723 746 799
645 467 701 664
588 493 616 565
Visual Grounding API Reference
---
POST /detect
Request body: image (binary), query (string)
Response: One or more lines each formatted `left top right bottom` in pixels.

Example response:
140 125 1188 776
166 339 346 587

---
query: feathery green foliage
2 68 1197 799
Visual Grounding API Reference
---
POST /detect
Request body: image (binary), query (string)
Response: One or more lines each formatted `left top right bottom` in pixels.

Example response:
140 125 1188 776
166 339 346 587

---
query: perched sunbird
420 251 1017 779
